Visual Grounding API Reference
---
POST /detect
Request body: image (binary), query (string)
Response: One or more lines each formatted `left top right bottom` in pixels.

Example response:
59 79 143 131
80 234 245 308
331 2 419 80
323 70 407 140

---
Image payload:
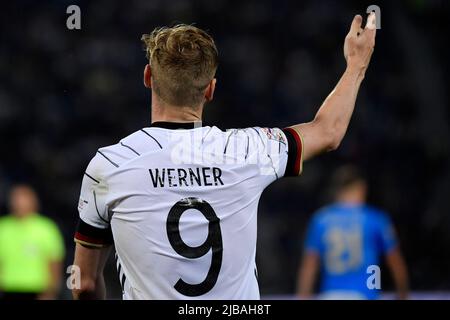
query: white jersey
74 122 303 299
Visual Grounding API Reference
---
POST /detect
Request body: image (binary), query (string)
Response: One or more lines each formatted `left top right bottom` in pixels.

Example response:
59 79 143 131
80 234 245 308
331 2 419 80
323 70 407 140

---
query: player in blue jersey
297 166 409 300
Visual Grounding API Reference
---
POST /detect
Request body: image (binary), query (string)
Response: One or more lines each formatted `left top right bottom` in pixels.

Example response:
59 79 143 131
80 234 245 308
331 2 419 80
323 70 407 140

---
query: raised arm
289 13 376 161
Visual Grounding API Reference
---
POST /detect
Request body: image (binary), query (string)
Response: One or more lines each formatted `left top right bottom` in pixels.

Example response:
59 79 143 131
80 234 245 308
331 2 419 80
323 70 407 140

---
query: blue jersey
304 203 397 299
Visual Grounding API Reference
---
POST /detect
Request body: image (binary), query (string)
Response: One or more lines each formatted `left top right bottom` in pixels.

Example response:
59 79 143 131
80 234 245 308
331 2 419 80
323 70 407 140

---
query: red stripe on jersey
284 128 303 175
74 231 106 245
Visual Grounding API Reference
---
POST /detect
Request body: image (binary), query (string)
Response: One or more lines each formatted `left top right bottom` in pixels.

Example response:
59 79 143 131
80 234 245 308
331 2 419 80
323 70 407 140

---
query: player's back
304 203 397 299
76 122 299 299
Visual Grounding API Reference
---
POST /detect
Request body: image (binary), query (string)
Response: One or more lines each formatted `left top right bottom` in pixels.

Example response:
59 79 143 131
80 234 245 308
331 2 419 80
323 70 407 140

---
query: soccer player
0 185 65 300
297 166 409 300
73 13 377 299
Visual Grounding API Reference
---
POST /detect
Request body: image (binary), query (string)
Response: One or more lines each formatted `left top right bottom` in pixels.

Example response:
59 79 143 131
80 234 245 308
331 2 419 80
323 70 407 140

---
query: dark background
0 0 449 298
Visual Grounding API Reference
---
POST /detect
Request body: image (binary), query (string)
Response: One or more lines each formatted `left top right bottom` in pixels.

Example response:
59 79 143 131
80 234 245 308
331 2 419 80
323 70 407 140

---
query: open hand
344 12 377 74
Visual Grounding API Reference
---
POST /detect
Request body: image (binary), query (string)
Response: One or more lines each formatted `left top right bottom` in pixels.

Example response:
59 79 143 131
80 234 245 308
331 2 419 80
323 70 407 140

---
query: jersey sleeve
376 213 398 254
74 154 113 248
304 215 323 254
245 127 304 183
282 128 304 177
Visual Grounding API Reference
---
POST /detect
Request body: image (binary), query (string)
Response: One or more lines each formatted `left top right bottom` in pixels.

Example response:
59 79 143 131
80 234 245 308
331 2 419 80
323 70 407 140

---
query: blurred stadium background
0 0 449 299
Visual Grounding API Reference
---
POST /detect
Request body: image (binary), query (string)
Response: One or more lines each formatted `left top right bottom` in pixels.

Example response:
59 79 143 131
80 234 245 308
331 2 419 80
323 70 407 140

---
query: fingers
365 12 376 30
364 12 377 42
349 15 363 36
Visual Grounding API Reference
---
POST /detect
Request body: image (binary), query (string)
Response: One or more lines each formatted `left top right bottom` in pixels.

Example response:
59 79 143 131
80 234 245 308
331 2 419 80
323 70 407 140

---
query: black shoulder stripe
97 150 119 168
245 134 250 160
201 126 214 144
250 127 265 146
120 142 140 156
223 130 235 154
267 154 279 179
93 190 110 224
84 172 100 184
140 129 162 149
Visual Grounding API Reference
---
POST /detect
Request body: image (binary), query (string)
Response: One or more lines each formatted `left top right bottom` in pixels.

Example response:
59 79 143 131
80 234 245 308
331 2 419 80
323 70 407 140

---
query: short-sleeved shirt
74 122 304 299
304 203 397 299
0 213 65 293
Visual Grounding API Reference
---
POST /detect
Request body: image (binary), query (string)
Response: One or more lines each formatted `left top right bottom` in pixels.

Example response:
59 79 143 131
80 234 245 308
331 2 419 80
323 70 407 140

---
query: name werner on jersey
149 167 224 188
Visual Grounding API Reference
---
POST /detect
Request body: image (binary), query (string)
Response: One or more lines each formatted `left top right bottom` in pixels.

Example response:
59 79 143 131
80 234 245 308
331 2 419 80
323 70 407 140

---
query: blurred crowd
0 0 449 298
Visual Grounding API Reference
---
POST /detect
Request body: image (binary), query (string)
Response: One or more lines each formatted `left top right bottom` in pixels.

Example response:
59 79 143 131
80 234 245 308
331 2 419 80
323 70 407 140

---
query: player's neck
151 97 203 123
337 199 364 207
336 192 365 206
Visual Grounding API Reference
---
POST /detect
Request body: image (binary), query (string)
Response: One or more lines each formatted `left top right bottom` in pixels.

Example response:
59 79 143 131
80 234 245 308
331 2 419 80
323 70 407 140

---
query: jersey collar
150 121 203 129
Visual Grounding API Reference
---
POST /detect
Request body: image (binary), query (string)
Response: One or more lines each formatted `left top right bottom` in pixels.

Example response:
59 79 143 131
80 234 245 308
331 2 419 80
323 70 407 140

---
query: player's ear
204 78 216 102
143 64 152 88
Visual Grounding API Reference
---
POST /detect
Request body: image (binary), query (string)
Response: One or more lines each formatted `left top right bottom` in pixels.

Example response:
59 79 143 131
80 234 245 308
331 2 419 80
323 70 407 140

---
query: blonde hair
142 24 218 107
